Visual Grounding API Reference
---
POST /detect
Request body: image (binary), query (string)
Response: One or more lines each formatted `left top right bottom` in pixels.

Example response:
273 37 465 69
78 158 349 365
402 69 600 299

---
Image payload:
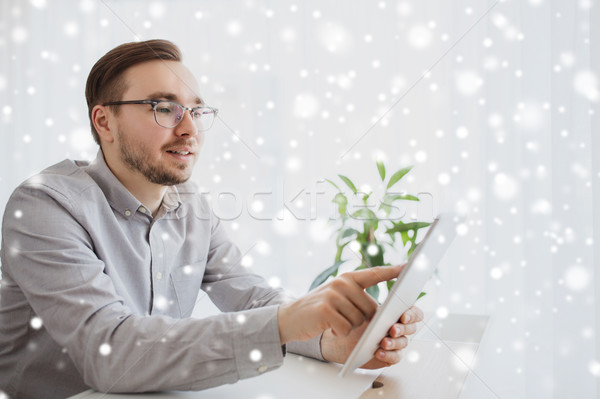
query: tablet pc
339 213 460 377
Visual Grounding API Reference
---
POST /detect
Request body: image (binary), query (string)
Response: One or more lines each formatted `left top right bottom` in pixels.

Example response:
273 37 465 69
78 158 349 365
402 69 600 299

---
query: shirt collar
162 185 182 211
85 150 183 219
155 185 183 220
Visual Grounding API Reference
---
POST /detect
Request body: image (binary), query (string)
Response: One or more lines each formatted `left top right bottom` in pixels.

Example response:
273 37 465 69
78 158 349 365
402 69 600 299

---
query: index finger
350 264 404 289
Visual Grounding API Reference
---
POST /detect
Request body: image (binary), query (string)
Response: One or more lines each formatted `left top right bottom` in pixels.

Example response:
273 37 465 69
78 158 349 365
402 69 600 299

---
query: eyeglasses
102 99 218 131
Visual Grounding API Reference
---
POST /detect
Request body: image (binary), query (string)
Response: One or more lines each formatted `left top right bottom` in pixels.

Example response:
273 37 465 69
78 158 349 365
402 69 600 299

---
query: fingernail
378 350 385 359
404 314 411 323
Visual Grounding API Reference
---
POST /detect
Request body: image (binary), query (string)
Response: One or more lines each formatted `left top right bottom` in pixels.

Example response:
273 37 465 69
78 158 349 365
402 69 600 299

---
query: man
0 40 423 399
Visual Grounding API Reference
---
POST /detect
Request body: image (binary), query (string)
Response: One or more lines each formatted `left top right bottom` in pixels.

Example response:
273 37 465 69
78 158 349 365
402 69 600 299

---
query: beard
116 128 195 186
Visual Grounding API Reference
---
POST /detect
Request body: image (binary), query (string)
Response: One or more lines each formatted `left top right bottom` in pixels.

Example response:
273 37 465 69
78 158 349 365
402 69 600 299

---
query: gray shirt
0 151 322 399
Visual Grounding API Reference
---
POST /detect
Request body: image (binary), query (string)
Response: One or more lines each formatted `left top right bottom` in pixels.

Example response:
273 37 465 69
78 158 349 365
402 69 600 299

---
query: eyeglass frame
102 99 219 131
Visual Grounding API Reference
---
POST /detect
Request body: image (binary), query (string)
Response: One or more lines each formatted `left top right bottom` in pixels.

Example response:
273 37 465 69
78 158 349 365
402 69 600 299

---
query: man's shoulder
16 158 98 200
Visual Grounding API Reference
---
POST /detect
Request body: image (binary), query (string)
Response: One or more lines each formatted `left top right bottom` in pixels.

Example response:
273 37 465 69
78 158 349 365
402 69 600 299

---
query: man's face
110 60 204 186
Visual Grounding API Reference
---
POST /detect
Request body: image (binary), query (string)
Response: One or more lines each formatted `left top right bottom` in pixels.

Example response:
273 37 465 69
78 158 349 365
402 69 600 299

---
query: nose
174 109 198 137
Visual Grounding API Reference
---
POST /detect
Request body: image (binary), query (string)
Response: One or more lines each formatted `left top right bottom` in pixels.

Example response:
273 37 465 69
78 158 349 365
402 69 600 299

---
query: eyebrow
146 91 204 106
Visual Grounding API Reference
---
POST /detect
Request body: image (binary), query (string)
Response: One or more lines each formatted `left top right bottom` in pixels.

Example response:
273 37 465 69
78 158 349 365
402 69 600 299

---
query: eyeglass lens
155 101 215 130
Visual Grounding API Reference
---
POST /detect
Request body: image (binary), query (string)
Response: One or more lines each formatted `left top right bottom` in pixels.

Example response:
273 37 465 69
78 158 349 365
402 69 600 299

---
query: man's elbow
81 357 148 393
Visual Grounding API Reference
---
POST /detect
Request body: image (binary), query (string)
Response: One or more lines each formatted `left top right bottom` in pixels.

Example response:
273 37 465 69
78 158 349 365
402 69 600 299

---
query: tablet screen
339 213 460 377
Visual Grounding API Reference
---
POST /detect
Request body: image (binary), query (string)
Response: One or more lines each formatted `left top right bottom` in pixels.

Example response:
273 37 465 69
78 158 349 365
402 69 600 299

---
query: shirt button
257 365 268 373
124 209 132 216
156 272 163 280
139 206 147 214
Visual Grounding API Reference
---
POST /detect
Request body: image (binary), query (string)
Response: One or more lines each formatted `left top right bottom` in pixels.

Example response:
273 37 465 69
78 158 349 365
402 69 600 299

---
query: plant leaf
387 279 396 292
332 193 348 216
325 178 341 192
378 193 419 216
385 221 431 235
340 228 359 239
376 160 386 181
386 166 413 190
334 241 351 262
351 208 377 221
338 174 358 194
384 194 420 202
366 283 380 303
400 231 410 246
417 291 427 300
309 260 346 291
379 203 391 216
407 242 418 258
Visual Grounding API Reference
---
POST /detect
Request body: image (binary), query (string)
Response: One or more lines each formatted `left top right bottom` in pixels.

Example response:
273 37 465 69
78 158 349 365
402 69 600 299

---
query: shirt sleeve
1 184 287 393
200 204 325 362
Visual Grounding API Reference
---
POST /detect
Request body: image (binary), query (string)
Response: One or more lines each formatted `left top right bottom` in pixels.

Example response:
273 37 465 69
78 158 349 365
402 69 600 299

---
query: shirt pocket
170 260 206 318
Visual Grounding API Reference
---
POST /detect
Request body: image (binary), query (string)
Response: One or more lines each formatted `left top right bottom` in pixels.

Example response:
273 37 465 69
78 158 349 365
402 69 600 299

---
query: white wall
0 0 598 397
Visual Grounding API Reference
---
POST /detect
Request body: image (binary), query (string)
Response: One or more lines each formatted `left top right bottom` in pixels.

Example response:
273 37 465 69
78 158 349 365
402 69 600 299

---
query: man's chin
166 163 195 184
171 169 195 185
163 173 192 186
145 169 193 186
174 175 192 185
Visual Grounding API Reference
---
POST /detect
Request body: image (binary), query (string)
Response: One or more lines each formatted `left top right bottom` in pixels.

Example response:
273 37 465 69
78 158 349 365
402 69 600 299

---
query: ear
92 105 116 144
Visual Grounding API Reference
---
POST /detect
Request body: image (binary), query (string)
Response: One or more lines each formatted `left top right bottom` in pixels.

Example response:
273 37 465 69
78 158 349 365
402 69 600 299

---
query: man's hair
85 39 182 144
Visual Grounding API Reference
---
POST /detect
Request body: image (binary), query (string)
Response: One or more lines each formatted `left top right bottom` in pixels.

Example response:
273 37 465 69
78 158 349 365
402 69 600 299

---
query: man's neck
119 175 167 217
101 153 168 217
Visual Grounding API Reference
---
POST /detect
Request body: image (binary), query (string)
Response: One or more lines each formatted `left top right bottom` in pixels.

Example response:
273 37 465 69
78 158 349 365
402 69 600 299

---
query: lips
165 145 195 155
165 145 196 163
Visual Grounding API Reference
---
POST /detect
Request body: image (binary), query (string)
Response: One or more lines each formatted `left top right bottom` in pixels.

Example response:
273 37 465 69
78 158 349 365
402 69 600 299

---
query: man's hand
320 306 424 368
277 265 403 345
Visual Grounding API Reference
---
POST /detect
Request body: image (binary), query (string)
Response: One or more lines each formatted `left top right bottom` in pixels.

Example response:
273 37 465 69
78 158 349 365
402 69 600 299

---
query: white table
360 313 492 399
70 313 491 399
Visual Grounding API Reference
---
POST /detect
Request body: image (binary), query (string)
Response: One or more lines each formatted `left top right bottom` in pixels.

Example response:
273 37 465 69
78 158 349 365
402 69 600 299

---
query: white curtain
1 1 598 398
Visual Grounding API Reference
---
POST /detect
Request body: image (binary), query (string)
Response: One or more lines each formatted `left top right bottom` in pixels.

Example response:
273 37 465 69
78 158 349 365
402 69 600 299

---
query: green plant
309 161 431 302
